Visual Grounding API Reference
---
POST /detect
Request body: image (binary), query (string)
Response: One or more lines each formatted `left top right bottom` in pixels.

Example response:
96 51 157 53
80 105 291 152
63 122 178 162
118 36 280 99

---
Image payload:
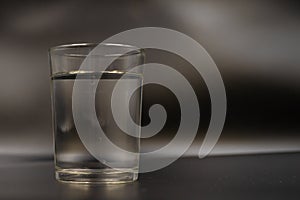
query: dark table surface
1 153 300 200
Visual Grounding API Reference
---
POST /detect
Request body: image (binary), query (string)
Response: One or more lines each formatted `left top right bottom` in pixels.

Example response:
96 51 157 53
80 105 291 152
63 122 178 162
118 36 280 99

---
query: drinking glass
49 43 144 183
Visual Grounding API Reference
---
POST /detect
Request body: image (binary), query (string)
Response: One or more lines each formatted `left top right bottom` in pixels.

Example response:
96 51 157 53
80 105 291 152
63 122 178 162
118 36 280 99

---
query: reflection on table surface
1 153 300 200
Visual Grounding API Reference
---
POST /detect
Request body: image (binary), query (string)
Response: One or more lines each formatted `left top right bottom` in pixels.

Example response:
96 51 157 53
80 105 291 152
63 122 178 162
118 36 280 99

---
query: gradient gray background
1 0 300 159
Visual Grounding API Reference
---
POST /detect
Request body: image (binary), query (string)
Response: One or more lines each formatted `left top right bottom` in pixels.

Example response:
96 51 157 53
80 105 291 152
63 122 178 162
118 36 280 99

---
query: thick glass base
56 168 138 184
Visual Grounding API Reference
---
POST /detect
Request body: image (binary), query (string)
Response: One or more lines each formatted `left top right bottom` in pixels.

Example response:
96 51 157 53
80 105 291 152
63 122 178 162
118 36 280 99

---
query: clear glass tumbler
49 43 144 183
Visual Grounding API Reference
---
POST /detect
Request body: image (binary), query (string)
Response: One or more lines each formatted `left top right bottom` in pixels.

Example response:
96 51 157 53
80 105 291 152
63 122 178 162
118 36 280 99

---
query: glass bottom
55 168 138 184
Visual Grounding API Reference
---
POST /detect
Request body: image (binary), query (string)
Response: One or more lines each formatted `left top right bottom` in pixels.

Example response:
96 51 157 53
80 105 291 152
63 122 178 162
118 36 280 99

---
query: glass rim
49 42 144 58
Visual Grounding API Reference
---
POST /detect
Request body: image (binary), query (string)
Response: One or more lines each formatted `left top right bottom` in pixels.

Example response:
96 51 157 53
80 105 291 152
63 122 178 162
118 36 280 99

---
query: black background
1 0 299 156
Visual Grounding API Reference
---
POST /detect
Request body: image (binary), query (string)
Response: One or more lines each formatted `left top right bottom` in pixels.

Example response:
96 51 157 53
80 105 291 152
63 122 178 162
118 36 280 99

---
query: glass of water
49 43 144 183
